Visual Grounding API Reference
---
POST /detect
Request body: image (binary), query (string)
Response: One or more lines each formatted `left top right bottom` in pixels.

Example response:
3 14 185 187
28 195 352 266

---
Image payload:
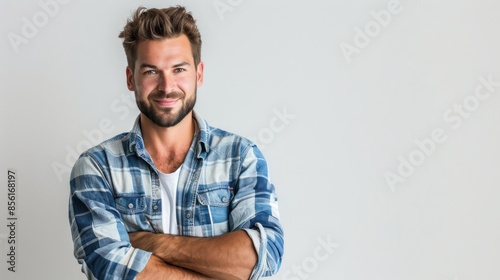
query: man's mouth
154 98 179 107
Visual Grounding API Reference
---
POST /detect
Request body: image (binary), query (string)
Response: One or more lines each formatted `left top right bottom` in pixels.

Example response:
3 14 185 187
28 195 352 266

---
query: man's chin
145 111 192 128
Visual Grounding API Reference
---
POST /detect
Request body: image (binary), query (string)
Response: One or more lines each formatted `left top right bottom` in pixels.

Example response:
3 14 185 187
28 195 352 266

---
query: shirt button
153 205 159 211
222 197 228 203
186 213 191 219
128 203 134 209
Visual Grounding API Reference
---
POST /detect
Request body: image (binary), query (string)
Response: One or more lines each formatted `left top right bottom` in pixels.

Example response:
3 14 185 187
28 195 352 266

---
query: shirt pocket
197 186 233 207
115 193 146 215
196 186 233 233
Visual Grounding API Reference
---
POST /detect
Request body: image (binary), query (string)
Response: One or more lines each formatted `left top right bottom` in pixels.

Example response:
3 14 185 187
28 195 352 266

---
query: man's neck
140 113 196 173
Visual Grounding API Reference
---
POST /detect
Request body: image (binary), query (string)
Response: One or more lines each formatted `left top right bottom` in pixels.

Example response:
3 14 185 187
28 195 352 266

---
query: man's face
126 34 204 127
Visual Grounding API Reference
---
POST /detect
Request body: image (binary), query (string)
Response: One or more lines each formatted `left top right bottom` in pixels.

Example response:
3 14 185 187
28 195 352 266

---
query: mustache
150 90 184 100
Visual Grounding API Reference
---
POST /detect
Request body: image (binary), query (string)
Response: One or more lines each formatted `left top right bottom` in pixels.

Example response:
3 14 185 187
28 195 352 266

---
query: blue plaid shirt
68 112 284 280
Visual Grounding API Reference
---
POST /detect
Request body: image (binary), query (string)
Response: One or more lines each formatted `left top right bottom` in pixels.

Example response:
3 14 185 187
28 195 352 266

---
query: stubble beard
136 88 197 128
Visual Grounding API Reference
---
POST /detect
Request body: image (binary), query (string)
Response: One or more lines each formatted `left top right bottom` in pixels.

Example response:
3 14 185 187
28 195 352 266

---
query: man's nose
158 73 176 93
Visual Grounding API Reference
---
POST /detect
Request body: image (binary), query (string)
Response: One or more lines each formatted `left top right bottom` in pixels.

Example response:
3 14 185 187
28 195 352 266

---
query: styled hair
118 6 202 70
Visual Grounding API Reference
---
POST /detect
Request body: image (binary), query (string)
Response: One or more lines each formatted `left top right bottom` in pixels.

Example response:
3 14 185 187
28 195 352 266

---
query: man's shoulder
80 131 134 161
201 123 270 165
204 124 256 151
70 131 136 180
194 112 254 149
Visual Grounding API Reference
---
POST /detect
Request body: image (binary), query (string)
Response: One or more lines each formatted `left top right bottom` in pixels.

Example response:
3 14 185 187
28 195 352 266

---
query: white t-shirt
158 167 181 234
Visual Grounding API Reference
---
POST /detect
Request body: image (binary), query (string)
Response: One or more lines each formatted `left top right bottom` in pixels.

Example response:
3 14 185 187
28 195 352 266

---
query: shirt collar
192 111 210 158
128 111 211 160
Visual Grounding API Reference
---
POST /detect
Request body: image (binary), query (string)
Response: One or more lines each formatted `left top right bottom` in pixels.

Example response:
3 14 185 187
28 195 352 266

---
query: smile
154 98 179 107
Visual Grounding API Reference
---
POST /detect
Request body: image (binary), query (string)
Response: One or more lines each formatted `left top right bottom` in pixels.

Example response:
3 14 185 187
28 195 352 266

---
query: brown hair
118 6 202 70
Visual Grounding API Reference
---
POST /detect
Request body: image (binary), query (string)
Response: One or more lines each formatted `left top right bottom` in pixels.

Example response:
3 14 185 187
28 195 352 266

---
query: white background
1 0 500 279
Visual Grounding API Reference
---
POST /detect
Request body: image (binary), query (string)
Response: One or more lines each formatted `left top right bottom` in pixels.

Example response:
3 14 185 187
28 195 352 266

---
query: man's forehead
135 35 193 65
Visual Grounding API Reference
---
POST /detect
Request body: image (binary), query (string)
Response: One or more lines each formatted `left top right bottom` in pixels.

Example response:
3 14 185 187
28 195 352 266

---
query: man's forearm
130 231 257 280
137 254 212 280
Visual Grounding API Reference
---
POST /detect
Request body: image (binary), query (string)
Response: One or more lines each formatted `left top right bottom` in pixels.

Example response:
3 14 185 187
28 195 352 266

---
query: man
68 6 284 280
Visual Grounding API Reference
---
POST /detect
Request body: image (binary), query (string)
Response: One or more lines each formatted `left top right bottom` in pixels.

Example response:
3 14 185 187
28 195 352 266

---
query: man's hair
118 6 202 70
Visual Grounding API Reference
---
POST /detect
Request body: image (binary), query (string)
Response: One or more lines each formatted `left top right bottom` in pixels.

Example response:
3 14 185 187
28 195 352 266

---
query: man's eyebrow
172 61 190 68
139 63 158 69
138 62 191 69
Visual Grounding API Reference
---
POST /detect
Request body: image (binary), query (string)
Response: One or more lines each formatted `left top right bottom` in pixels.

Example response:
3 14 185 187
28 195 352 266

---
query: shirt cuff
243 223 267 280
123 247 153 276
243 228 261 253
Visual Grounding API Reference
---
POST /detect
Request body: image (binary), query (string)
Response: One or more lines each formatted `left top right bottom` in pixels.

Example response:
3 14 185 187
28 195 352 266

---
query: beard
136 88 197 128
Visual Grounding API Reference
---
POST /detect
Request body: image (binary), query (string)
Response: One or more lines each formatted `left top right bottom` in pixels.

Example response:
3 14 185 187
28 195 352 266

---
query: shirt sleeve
68 152 152 280
231 144 285 279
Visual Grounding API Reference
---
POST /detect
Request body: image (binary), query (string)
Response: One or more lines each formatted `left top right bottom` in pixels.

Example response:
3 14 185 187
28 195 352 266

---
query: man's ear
126 66 135 91
196 61 204 87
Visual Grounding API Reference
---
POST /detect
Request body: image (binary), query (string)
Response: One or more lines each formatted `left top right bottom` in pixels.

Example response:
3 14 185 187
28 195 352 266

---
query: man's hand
129 231 257 280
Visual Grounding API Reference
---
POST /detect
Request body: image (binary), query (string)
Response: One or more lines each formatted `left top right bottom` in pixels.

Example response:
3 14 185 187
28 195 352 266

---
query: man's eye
173 68 186 73
144 70 158 75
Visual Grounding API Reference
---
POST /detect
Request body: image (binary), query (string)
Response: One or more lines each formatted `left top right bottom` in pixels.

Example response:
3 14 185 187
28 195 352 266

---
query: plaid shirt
68 112 284 280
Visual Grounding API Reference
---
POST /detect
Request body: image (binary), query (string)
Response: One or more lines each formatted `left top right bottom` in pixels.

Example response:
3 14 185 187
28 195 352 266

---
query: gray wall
1 0 499 279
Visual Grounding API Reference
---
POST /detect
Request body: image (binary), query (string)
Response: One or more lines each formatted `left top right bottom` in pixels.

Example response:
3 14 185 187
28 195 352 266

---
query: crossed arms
131 230 256 279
